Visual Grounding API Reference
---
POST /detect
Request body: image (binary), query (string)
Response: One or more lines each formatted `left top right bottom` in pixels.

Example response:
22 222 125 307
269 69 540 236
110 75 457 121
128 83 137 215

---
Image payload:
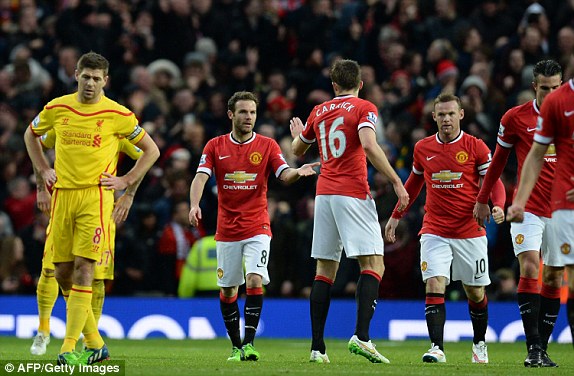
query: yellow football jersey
30 94 146 188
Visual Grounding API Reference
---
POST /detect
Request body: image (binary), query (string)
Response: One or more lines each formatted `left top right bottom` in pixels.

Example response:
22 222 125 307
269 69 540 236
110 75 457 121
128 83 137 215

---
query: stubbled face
76 68 107 104
229 100 257 137
432 100 464 141
533 74 562 107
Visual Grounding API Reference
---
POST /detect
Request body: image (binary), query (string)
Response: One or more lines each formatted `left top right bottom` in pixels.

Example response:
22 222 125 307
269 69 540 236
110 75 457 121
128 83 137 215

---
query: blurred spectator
491 267 518 302
113 207 160 295
19 207 48 282
379 219 422 299
469 0 517 47
156 200 204 296
0 235 32 294
3 176 36 232
49 45 80 96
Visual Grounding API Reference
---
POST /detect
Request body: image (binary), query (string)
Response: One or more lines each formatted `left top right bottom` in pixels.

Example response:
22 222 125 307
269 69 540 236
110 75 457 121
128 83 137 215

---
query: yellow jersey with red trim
30 93 146 189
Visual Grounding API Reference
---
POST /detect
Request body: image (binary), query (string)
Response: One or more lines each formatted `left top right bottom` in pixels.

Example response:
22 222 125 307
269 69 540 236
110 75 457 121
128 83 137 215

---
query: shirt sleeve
197 140 214 176
29 107 54 137
269 140 290 178
476 140 492 176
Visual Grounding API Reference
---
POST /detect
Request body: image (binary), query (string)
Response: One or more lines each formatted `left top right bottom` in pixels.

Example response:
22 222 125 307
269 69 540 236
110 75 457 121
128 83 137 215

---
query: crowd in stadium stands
1 0 574 299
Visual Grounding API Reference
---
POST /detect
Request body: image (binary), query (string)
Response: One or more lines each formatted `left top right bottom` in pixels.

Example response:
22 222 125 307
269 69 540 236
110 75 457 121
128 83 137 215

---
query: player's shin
517 277 541 348
468 295 488 343
354 270 381 341
310 276 333 353
538 284 561 349
243 287 263 345
220 292 242 348
425 293 446 350
37 269 58 334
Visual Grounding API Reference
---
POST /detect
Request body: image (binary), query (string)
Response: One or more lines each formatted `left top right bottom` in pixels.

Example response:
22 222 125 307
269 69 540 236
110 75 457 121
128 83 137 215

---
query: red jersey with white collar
299 95 378 199
409 131 491 238
497 100 556 217
534 79 574 212
197 132 289 241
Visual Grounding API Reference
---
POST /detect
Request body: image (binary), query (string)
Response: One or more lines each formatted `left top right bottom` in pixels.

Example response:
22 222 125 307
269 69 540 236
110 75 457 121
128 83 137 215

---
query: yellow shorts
49 186 114 264
42 222 115 280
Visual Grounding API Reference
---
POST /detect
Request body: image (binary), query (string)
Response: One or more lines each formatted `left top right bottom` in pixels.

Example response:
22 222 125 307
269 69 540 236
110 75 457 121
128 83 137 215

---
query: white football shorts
420 234 490 286
311 194 384 261
548 210 574 266
510 211 563 267
216 234 271 287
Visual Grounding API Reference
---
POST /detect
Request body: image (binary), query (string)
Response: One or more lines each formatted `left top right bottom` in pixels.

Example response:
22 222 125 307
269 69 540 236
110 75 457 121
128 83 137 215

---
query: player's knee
542 266 564 287
245 273 263 288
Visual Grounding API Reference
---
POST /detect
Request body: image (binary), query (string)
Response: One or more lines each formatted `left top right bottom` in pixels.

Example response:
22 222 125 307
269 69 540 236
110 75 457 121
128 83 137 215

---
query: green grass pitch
0 337 571 375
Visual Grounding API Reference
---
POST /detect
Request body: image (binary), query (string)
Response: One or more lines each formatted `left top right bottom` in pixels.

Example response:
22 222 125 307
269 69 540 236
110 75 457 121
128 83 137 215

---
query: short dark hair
77 52 109 76
433 92 462 109
227 91 258 112
533 59 562 81
330 59 361 91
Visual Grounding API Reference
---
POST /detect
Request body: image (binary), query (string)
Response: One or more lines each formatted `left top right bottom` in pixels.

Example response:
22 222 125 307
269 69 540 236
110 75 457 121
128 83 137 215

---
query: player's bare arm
24 127 57 187
278 162 320 184
384 217 400 243
189 172 209 227
507 142 548 222
290 117 311 156
358 127 409 211
112 175 144 224
33 165 51 215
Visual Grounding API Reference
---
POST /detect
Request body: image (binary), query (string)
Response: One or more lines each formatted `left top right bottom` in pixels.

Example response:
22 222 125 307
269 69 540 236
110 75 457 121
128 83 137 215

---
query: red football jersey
299 95 378 199
498 100 556 217
534 79 574 212
413 132 492 238
197 133 289 241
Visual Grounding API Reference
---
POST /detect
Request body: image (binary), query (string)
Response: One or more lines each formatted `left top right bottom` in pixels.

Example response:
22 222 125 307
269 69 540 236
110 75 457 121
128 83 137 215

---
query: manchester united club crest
249 151 263 165
455 151 469 163
515 234 525 245
217 268 224 279
421 261 428 272
561 243 571 255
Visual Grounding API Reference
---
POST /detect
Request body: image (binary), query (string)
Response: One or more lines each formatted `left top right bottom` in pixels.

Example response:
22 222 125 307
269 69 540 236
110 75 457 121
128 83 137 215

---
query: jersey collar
435 130 464 144
532 99 540 114
229 131 256 145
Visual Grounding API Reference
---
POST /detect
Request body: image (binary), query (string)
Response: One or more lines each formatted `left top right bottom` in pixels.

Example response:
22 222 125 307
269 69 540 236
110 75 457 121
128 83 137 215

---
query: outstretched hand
289 117 304 139
297 162 320 176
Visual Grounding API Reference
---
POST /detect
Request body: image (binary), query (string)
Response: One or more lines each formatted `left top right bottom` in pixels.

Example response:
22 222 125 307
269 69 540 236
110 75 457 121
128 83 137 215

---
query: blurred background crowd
1 0 573 301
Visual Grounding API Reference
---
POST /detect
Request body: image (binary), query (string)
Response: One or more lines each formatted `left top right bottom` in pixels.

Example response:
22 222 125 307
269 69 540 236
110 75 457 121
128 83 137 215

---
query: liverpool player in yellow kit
24 52 160 365
30 131 143 356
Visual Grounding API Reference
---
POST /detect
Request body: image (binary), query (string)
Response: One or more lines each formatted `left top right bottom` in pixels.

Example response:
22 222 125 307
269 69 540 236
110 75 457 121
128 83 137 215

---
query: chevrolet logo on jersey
431 170 462 183
224 171 257 184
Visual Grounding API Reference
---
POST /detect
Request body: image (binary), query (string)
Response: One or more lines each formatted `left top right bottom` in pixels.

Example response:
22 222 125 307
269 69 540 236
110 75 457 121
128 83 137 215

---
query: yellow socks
36 269 58 335
91 279 105 324
60 284 92 353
